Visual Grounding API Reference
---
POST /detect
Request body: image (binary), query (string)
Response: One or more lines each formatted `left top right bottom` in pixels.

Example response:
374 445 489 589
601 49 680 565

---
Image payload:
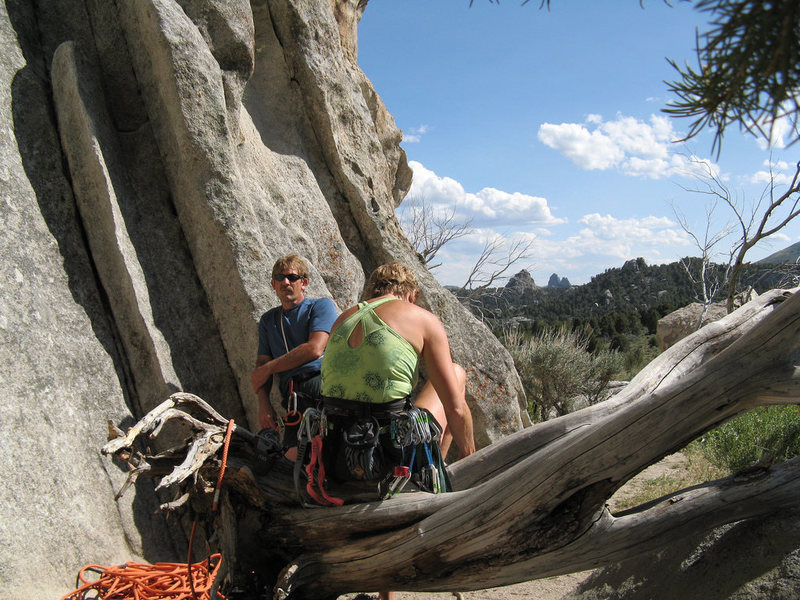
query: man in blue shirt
251 254 338 431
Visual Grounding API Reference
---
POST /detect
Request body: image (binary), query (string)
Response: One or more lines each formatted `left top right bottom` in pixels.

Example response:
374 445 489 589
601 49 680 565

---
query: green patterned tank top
321 298 419 403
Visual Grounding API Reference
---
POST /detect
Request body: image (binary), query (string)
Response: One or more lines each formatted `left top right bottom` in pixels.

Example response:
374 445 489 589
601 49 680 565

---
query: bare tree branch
398 193 474 269
672 198 733 328
396 192 535 311
677 157 800 313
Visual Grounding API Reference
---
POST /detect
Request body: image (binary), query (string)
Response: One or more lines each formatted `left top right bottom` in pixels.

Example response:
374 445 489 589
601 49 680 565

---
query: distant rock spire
547 273 571 288
505 269 537 295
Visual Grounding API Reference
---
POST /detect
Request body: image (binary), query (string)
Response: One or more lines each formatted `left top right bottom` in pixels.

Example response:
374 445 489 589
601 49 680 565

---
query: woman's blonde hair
365 262 418 299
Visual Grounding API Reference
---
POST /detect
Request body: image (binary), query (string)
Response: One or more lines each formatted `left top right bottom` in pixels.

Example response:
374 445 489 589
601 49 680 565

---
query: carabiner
283 391 301 427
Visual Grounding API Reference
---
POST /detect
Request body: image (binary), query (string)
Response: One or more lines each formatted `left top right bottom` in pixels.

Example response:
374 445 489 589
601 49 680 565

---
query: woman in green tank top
321 296 420 404
321 262 475 460
321 263 476 600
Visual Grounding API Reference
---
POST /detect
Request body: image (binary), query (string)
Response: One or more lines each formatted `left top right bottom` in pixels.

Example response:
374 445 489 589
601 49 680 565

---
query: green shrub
610 333 630 352
695 405 800 473
503 326 623 423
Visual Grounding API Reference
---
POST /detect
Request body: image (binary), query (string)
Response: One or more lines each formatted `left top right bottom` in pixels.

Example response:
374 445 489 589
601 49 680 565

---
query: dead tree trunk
103 288 800 599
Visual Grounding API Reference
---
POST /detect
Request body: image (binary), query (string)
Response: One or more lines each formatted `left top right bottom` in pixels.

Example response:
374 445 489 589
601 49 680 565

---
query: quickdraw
383 408 446 497
280 380 303 450
383 445 415 499
294 408 343 507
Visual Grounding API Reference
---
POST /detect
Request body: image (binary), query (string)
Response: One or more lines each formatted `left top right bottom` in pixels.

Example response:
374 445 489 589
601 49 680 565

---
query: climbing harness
61 420 238 600
263 394 453 508
312 397 451 503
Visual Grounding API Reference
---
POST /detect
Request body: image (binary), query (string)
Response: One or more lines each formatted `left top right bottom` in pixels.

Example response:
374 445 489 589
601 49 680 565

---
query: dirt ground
390 570 593 600
341 453 690 600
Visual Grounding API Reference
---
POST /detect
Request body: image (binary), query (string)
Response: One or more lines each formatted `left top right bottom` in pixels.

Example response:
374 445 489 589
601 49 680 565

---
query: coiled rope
60 420 235 600
59 554 225 600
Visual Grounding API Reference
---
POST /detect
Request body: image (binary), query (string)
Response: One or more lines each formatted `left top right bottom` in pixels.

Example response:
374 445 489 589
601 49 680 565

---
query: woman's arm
420 313 475 458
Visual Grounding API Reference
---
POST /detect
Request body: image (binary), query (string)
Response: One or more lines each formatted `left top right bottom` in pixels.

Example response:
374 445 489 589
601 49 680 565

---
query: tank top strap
360 297 397 310
335 297 398 339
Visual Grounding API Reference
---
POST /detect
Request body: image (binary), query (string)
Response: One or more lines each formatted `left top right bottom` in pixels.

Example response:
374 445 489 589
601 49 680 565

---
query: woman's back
321 297 421 403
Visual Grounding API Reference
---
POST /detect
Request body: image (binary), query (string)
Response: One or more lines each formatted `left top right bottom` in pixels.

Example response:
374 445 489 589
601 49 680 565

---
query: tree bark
103 288 800 599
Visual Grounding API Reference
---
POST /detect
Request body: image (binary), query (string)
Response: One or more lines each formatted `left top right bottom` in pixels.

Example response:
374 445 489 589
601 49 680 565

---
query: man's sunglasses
272 273 305 282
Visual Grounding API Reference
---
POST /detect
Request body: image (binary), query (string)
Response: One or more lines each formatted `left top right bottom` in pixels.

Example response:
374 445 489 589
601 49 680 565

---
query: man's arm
250 330 330 392
254 354 278 430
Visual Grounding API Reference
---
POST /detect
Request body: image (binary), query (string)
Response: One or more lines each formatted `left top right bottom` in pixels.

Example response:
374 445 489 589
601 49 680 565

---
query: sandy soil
340 453 690 600
338 571 593 600
391 570 594 600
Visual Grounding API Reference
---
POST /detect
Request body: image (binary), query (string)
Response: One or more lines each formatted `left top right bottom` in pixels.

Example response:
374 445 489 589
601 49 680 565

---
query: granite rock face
0 1 526 597
656 301 730 351
657 289 760 351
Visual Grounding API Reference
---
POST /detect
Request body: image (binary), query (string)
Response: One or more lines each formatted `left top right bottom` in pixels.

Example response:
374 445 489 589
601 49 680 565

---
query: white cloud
577 213 689 249
537 113 720 180
537 122 623 170
402 125 429 144
519 213 691 284
432 211 693 287
402 163 695 287
770 232 792 243
537 213 688 265
408 161 465 201
407 161 565 225
750 159 796 185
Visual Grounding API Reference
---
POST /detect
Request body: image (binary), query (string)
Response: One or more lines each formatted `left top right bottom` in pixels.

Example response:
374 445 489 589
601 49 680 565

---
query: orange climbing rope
59 554 226 600
212 418 235 512
61 419 236 600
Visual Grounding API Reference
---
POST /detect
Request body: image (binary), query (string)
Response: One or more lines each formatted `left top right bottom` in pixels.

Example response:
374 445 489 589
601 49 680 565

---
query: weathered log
103 288 800 599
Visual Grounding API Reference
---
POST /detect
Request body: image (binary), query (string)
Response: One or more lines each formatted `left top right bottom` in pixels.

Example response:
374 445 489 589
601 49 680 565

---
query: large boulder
656 301 729 351
656 290 758 351
0 1 526 597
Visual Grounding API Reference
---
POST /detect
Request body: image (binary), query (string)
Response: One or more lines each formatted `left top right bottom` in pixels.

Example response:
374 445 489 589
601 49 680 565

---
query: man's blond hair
271 254 309 278
365 263 418 299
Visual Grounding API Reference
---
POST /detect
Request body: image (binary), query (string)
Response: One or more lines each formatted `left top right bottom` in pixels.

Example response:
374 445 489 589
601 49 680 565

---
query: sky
356 1 799 287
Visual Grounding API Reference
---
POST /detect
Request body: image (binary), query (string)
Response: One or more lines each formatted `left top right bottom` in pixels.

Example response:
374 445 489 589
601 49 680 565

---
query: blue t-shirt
257 296 338 392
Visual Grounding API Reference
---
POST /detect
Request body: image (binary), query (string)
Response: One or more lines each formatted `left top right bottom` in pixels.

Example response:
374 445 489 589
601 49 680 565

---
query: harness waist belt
322 396 409 419
292 370 320 383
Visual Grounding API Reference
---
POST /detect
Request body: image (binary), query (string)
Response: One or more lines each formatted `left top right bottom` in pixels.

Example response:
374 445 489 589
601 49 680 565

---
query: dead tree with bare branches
104 288 800 600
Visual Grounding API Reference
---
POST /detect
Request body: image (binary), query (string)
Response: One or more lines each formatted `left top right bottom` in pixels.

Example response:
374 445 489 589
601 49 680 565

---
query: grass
694 405 800 473
611 446 726 512
612 405 800 511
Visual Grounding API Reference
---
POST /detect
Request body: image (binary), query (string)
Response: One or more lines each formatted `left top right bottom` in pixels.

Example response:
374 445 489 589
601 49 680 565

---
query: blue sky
357 1 799 286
